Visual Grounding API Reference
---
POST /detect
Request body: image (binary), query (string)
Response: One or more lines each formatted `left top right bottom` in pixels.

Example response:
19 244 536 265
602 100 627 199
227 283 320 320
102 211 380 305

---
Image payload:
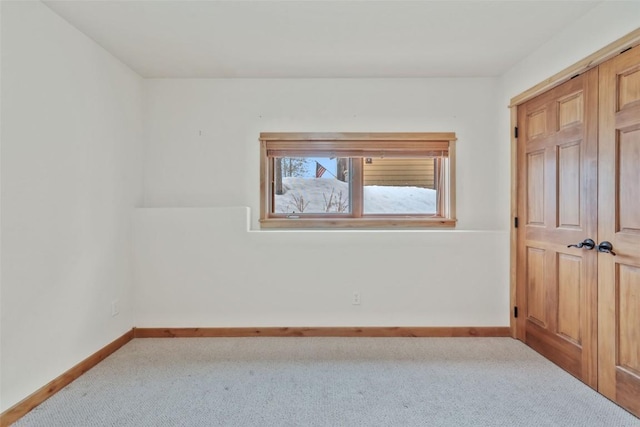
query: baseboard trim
0 329 134 427
133 326 511 338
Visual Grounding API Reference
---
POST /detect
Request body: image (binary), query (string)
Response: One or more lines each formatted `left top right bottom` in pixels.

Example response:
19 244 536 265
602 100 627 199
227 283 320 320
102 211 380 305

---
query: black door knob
597 241 616 256
568 238 596 250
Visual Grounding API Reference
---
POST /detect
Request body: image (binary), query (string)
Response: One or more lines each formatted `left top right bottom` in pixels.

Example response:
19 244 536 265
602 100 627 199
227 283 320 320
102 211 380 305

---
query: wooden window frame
259 132 457 229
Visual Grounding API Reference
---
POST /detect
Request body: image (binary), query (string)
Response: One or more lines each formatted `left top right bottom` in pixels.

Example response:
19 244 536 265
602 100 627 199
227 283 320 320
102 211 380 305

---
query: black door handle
567 238 596 250
597 241 616 256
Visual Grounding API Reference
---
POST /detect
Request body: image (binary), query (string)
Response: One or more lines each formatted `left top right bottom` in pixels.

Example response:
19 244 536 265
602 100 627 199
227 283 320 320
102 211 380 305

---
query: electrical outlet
111 300 120 317
352 292 361 305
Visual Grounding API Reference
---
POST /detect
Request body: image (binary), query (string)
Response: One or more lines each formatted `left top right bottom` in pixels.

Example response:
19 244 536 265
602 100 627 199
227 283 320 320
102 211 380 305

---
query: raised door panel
557 142 582 228
527 109 548 140
615 263 640 415
526 248 547 327
557 254 582 344
618 264 640 377
558 93 584 129
527 152 545 225
619 66 640 109
618 129 640 232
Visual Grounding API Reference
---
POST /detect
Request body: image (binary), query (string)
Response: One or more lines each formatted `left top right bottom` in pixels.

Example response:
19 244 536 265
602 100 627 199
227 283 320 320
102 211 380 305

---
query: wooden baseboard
0 329 134 427
133 326 511 338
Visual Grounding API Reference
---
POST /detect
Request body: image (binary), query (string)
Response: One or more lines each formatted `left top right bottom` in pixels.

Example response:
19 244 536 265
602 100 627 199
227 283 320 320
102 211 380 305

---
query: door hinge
514 127 518 138
514 217 519 228
514 306 519 318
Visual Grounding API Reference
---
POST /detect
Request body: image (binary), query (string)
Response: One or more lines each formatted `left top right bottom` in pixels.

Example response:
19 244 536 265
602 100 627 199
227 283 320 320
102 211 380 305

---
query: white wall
137 78 510 328
134 208 508 327
143 78 503 231
0 1 143 411
496 3 640 218
500 2 640 102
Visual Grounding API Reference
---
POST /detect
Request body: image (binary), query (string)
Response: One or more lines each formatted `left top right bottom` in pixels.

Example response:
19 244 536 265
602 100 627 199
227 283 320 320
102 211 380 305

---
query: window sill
259 217 457 229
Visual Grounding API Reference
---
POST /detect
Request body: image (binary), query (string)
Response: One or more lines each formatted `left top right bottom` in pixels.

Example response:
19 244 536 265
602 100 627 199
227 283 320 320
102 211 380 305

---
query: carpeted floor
14 338 640 426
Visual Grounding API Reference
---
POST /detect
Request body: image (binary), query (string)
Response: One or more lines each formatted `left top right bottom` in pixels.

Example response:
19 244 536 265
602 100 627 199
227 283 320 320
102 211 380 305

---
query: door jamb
508 28 640 339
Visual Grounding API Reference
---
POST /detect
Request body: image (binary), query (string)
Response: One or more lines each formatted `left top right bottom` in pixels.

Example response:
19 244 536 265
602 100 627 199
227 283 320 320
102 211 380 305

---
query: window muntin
260 133 456 228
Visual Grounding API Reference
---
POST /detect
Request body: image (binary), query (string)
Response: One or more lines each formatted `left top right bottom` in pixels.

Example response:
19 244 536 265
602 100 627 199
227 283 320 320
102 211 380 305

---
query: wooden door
516 68 599 387
598 46 640 417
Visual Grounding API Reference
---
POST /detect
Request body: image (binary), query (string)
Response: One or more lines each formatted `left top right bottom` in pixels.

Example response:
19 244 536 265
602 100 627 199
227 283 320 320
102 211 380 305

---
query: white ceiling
43 0 603 78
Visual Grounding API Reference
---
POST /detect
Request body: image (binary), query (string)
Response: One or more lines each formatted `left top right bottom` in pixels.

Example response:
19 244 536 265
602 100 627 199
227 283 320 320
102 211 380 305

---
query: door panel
598 46 640 417
517 68 599 388
527 152 545 225
558 93 583 129
526 247 547 326
618 265 640 376
557 254 581 344
527 109 548 139
618 67 640 108
558 143 581 228
619 129 640 231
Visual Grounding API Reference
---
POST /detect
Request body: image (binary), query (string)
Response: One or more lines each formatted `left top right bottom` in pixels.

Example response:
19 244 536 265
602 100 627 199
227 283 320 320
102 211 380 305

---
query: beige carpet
14 337 640 426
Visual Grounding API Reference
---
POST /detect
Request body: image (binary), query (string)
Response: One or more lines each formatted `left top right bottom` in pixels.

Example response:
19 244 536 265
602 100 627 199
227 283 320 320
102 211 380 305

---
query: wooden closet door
598 46 640 417
517 68 599 387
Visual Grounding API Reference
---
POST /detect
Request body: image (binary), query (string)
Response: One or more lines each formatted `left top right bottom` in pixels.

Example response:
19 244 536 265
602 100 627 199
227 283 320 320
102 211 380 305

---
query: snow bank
274 177 436 214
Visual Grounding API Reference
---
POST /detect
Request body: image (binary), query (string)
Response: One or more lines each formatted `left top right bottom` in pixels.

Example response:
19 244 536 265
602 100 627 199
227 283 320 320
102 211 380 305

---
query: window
260 132 457 229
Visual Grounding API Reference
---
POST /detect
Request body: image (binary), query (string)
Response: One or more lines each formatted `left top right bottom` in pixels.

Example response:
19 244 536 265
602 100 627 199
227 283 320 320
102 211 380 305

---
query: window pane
363 157 437 214
273 157 351 214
